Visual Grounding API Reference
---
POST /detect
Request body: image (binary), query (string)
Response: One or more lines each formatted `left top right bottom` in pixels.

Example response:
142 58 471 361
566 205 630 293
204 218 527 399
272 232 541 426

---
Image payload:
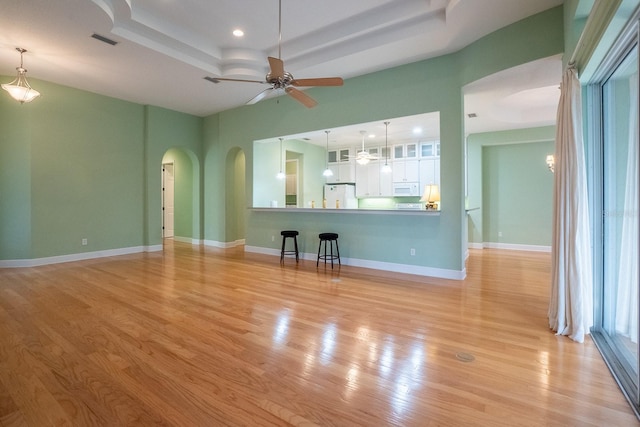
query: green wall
0 82 202 261
0 93 32 259
201 6 563 274
483 140 555 246
145 106 203 246
467 127 556 248
0 5 564 276
206 51 467 272
25 80 145 258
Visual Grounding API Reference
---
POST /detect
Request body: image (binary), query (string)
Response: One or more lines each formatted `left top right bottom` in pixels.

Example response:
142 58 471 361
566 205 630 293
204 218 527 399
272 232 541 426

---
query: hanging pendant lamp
323 130 333 177
381 121 392 173
2 48 41 103
276 138 286 179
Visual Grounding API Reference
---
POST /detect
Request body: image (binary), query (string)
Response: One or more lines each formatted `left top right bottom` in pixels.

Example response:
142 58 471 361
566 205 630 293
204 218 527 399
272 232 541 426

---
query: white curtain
614 75 638 343
548 67 593 343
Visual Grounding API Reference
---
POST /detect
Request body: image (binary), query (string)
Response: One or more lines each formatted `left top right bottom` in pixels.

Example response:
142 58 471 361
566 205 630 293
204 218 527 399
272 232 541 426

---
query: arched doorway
162 148 201 243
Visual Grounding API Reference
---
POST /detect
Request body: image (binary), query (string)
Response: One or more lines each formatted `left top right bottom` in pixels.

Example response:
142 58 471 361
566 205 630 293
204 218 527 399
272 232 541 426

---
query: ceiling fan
206 0 343 108
352 130 378 165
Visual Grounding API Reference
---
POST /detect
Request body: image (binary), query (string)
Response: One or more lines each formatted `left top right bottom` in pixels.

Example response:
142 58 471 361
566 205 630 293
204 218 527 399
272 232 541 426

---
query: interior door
162 163 175 238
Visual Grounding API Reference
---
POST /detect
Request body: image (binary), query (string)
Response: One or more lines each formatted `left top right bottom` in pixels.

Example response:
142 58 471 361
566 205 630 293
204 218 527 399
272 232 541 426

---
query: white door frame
162 163 175 238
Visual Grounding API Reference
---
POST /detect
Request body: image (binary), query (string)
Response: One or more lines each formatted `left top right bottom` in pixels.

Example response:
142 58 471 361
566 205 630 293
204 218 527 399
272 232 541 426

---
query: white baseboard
244 245 466 280
173 236 201 245
481 242 551 252
203 239 245 249
0 245 162 268
467 242 483 250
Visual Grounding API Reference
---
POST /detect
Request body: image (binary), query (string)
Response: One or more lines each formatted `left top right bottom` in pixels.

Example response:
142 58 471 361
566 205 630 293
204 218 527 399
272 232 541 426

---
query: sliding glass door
592 31 639 414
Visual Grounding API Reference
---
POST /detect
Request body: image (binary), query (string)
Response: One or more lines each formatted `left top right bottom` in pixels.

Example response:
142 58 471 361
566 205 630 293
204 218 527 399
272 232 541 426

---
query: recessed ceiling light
232 29 244 37
368 133 375 138
412 127 422 135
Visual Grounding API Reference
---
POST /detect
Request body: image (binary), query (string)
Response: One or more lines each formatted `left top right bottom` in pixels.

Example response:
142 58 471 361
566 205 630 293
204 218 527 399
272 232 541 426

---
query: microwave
392 182 420 196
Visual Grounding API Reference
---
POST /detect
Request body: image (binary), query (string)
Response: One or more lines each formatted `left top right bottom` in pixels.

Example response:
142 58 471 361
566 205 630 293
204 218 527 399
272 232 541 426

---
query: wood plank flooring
0 241 637 426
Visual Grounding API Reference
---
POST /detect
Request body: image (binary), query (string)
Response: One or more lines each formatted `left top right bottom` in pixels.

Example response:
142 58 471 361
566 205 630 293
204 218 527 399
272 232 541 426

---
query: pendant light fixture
323 130 333 177
381 121 392 174
2 48 41 103
276 138 286 179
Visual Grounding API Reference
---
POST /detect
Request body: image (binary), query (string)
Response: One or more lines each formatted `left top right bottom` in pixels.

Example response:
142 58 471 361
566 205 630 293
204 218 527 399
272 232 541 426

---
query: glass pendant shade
2 48 40 104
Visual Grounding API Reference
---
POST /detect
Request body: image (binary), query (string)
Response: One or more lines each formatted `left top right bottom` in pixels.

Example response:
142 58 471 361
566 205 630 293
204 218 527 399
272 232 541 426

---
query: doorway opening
285 158 299 207
162 163 175 238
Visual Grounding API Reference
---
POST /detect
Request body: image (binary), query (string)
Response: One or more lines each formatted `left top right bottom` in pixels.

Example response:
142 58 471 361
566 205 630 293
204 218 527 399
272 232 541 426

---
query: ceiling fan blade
268 57 285 79
291 77 344 87
285 87 317 108
205 76 265 84
247 87 274 105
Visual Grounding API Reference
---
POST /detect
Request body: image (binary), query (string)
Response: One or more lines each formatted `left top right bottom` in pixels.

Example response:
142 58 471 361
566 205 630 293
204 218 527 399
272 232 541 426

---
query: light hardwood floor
0 241 637 426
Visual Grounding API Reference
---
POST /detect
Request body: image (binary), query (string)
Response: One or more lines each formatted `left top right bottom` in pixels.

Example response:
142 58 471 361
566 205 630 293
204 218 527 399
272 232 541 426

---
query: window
589 20 639 415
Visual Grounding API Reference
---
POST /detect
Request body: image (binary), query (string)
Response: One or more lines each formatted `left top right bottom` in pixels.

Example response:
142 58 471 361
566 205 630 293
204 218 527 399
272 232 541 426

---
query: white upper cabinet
419 141 440 158
392 143 418 160
327 147 355 182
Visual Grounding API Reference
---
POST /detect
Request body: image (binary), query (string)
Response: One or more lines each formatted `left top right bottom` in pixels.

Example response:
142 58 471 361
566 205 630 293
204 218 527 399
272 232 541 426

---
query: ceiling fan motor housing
266 71 294 88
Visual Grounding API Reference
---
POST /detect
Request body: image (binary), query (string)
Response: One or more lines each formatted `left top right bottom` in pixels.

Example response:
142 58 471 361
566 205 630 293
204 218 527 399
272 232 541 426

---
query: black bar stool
317 232 340 268
280 230 299 262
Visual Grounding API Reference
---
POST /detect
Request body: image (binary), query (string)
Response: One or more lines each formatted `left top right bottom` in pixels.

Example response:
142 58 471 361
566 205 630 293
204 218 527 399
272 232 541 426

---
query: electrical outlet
498 231 503 237
410 248 415 256
271 235 275 242
82 238 88 246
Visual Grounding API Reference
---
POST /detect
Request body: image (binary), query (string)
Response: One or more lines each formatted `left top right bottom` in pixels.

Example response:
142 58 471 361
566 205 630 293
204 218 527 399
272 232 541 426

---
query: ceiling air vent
91 33 118 46
467 113 478 118
204 76 221 84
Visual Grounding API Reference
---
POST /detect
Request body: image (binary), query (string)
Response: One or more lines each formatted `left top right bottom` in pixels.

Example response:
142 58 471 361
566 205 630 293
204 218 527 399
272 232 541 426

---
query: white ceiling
1 0 564 139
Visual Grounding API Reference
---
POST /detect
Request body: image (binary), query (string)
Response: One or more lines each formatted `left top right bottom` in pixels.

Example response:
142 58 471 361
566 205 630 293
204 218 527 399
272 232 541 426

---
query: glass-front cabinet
328 148 355 182
420 141 440 157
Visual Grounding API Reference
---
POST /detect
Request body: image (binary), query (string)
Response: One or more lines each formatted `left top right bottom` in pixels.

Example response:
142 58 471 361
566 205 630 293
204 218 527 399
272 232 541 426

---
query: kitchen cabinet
419 158 441 191
380 168 393 196
392 159 419 183
327 147 355 182
420 141 440 158
356 162 383 197
393 143 418 160
328 162 355 182
354 143 396 197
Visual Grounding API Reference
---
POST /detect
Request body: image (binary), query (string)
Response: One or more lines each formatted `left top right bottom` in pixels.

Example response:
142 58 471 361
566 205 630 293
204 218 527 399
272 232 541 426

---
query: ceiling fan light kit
353 130 377 165
208 0 343 108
